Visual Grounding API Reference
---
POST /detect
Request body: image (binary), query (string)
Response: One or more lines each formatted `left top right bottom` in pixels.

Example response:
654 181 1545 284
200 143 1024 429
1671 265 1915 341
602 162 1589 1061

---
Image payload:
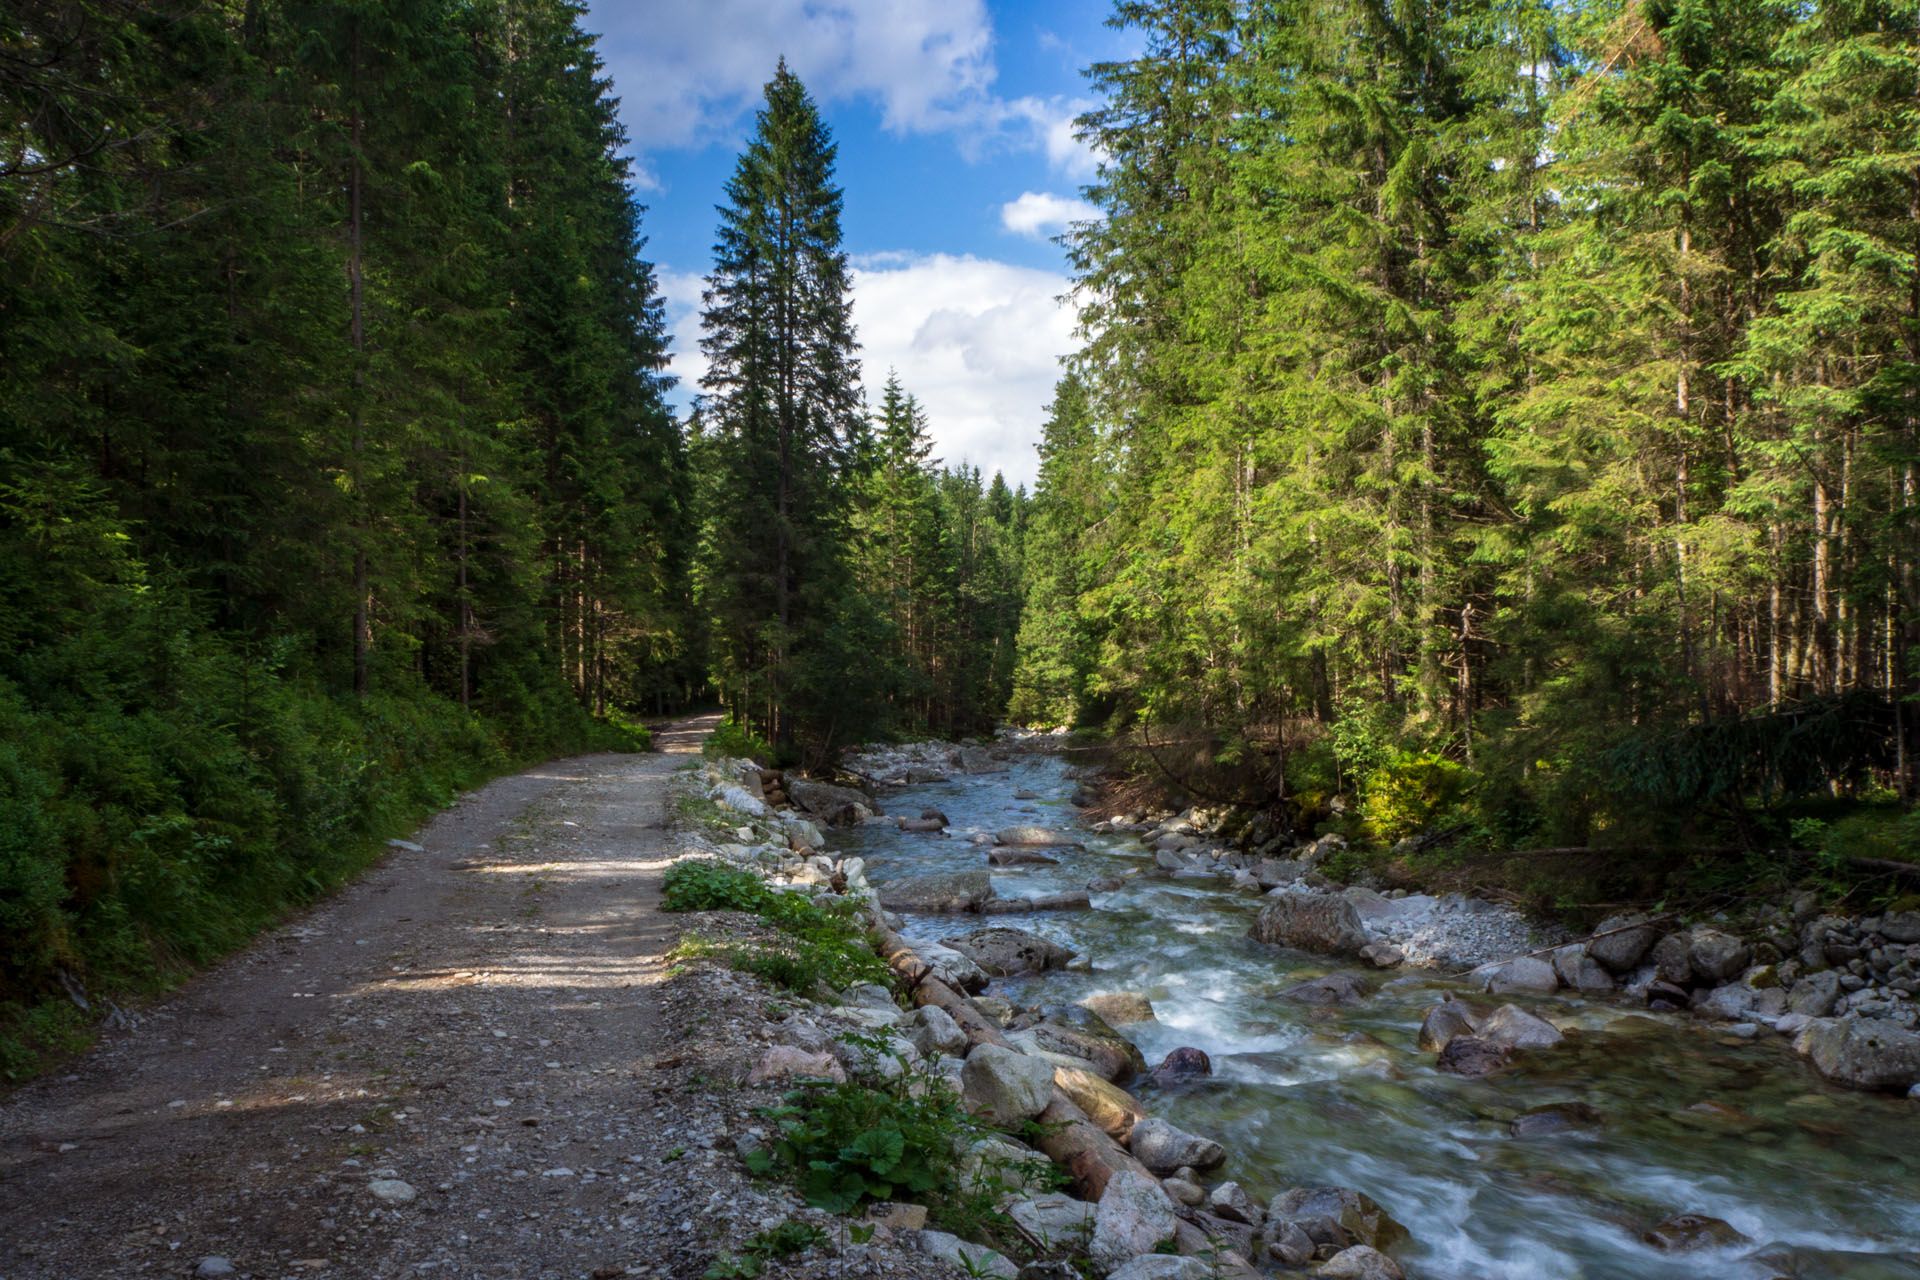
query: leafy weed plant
662 860 889 994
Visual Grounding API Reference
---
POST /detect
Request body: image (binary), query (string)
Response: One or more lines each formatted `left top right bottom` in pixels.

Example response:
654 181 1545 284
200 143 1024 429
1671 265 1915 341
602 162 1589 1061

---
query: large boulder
1278 972 1374 1007
1479 956 1560 995
879 871 993 913
1145 1047 1213 1089
946 927 1075 976
1127 1116 1227 1175
786 779 877 826
1418 1001 1480 1052
961 1044 1055 1123
1265 1187 1407 1253
1479 1003 1564 1051
1053 1065 1147 1141
917 1230 1017 1279
1320 1247 1407 1280
1587 913 1663 973
1794 1016 1920 1092
1687 929 1753 984
958 745 1008 774
1007 1193 1097 1250
906 1005 969 1059
1651 933 1696 986
1551 944 1616 993
918 941 990 994
1882 911 1920 944
1436 1036 1508 1077
1249 893 1371 957
1106 1258 1210 1280
1787 970 1843 1018
1081 992 1156 1025
1089 1171 1179 1273
956 1135 1055 1198
1023 1006 1148 1082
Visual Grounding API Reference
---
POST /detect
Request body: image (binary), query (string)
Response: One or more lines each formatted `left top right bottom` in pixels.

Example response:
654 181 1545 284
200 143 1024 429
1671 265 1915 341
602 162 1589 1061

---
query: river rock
1145 1047 1212 1088
1128 1116 1226 1174
716 784 770 818
990 846 1061 866
904 766 949 784
880 871 993 913
918 1229 1017 1278
898 816 947 833
1883 911 1920 944
961 1044 1056 1123
919 941 990 993
1418 1000 1480 1051
1509 1101 1604 1137
1480 956 1560 995
1263 1220 1317 1266
1687 929 1752 983
1552 944 1616 993
981 889 1094 914
1319 1246 1407 1280
1107 1257 1210 1280
1587 914 1662 972
907 1005 969 1058
1266 1186 1406 1252
1007 1193 1097 1249
1359 941 1407 968
1794 1015 1920 1091
1251 858 1307 889
959 745 1007 774
997 825 1076 846
1642 1214 1750 1251
947 927 1075 975
1162 1175 1205 1206
1208 1181 1263 1226
1652 933 1696 986
1025 1006 1147 1081
1279 972 1374 1007
1696 983 1759 1021
786 779 877 826
1250 893 1371 957
1789 970 1843 1017
1480 1004 1564 1051
1090 1170 1179 1272
194 1259 237 1277
1436 1036 1508 1077
1081 992 1155 1025
1053 1065 1146 1141
956 1135 1054 1198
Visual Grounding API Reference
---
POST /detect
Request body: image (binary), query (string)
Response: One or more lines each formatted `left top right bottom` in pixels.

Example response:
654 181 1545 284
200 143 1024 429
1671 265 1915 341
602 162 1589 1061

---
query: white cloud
586 1 1096 178
659 255 1078 489
1000 190 1101 239
851 252 1076 487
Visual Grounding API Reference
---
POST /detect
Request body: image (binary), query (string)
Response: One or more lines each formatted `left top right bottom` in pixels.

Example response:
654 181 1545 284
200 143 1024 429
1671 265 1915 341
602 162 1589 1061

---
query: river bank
693 732 1920 1280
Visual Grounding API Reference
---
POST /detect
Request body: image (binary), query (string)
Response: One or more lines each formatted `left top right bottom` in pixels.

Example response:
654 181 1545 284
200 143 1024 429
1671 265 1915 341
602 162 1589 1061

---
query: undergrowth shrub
703 714 773 763
661 860 890 993
1361 752 1476 844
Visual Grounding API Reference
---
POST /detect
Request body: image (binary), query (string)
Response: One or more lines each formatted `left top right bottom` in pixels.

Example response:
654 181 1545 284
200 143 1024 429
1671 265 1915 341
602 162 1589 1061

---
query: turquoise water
838 753 1920 1280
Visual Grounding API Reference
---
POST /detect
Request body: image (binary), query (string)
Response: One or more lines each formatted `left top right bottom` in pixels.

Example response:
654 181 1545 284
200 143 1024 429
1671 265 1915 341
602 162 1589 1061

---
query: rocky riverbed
691 731 1920 1280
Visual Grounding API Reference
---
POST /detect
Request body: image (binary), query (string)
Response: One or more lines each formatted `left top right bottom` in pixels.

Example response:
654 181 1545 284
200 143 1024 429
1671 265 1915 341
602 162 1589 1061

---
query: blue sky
581 0 1131 487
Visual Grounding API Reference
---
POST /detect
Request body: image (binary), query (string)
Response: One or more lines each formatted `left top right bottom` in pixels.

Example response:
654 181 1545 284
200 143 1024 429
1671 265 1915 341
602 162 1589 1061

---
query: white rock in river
1479 1004 1564 1051
1090 1170 1178 1272
367 1178 416 1205
960 1044 1054 1123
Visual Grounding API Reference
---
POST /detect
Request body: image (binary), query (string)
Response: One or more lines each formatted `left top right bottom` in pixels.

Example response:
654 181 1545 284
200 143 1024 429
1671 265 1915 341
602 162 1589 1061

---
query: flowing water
837 751 1920 1280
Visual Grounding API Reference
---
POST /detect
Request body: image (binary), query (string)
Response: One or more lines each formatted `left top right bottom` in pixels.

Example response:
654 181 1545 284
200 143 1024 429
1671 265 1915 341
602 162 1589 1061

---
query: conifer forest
3 0 1918 1065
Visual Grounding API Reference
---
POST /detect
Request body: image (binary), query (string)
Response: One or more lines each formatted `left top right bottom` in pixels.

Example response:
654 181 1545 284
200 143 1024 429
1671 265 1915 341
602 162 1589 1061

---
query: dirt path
1 714 726 1279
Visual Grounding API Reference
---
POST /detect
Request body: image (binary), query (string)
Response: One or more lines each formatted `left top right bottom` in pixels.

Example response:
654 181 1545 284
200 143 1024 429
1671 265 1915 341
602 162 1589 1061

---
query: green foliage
703 715 774 764
1361 754 1477 844
661 860 891 994
703 1221 830 1279
752 1058 976 1214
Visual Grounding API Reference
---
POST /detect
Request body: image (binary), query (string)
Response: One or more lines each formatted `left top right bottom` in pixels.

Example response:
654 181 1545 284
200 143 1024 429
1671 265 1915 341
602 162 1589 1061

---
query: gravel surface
0 716 957 1280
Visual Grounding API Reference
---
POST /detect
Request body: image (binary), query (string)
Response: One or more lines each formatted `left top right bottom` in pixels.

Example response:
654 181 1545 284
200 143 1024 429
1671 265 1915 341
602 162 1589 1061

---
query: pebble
367 1179 417 1205
195 1259 236 1277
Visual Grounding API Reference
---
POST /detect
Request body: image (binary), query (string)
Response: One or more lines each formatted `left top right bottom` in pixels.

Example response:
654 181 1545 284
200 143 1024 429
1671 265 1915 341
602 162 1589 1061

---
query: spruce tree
698 61 863 752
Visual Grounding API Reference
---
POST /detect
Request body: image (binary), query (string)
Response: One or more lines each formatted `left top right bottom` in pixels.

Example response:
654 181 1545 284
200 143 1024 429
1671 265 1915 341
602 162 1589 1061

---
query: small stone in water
1642 1214 1749 1251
